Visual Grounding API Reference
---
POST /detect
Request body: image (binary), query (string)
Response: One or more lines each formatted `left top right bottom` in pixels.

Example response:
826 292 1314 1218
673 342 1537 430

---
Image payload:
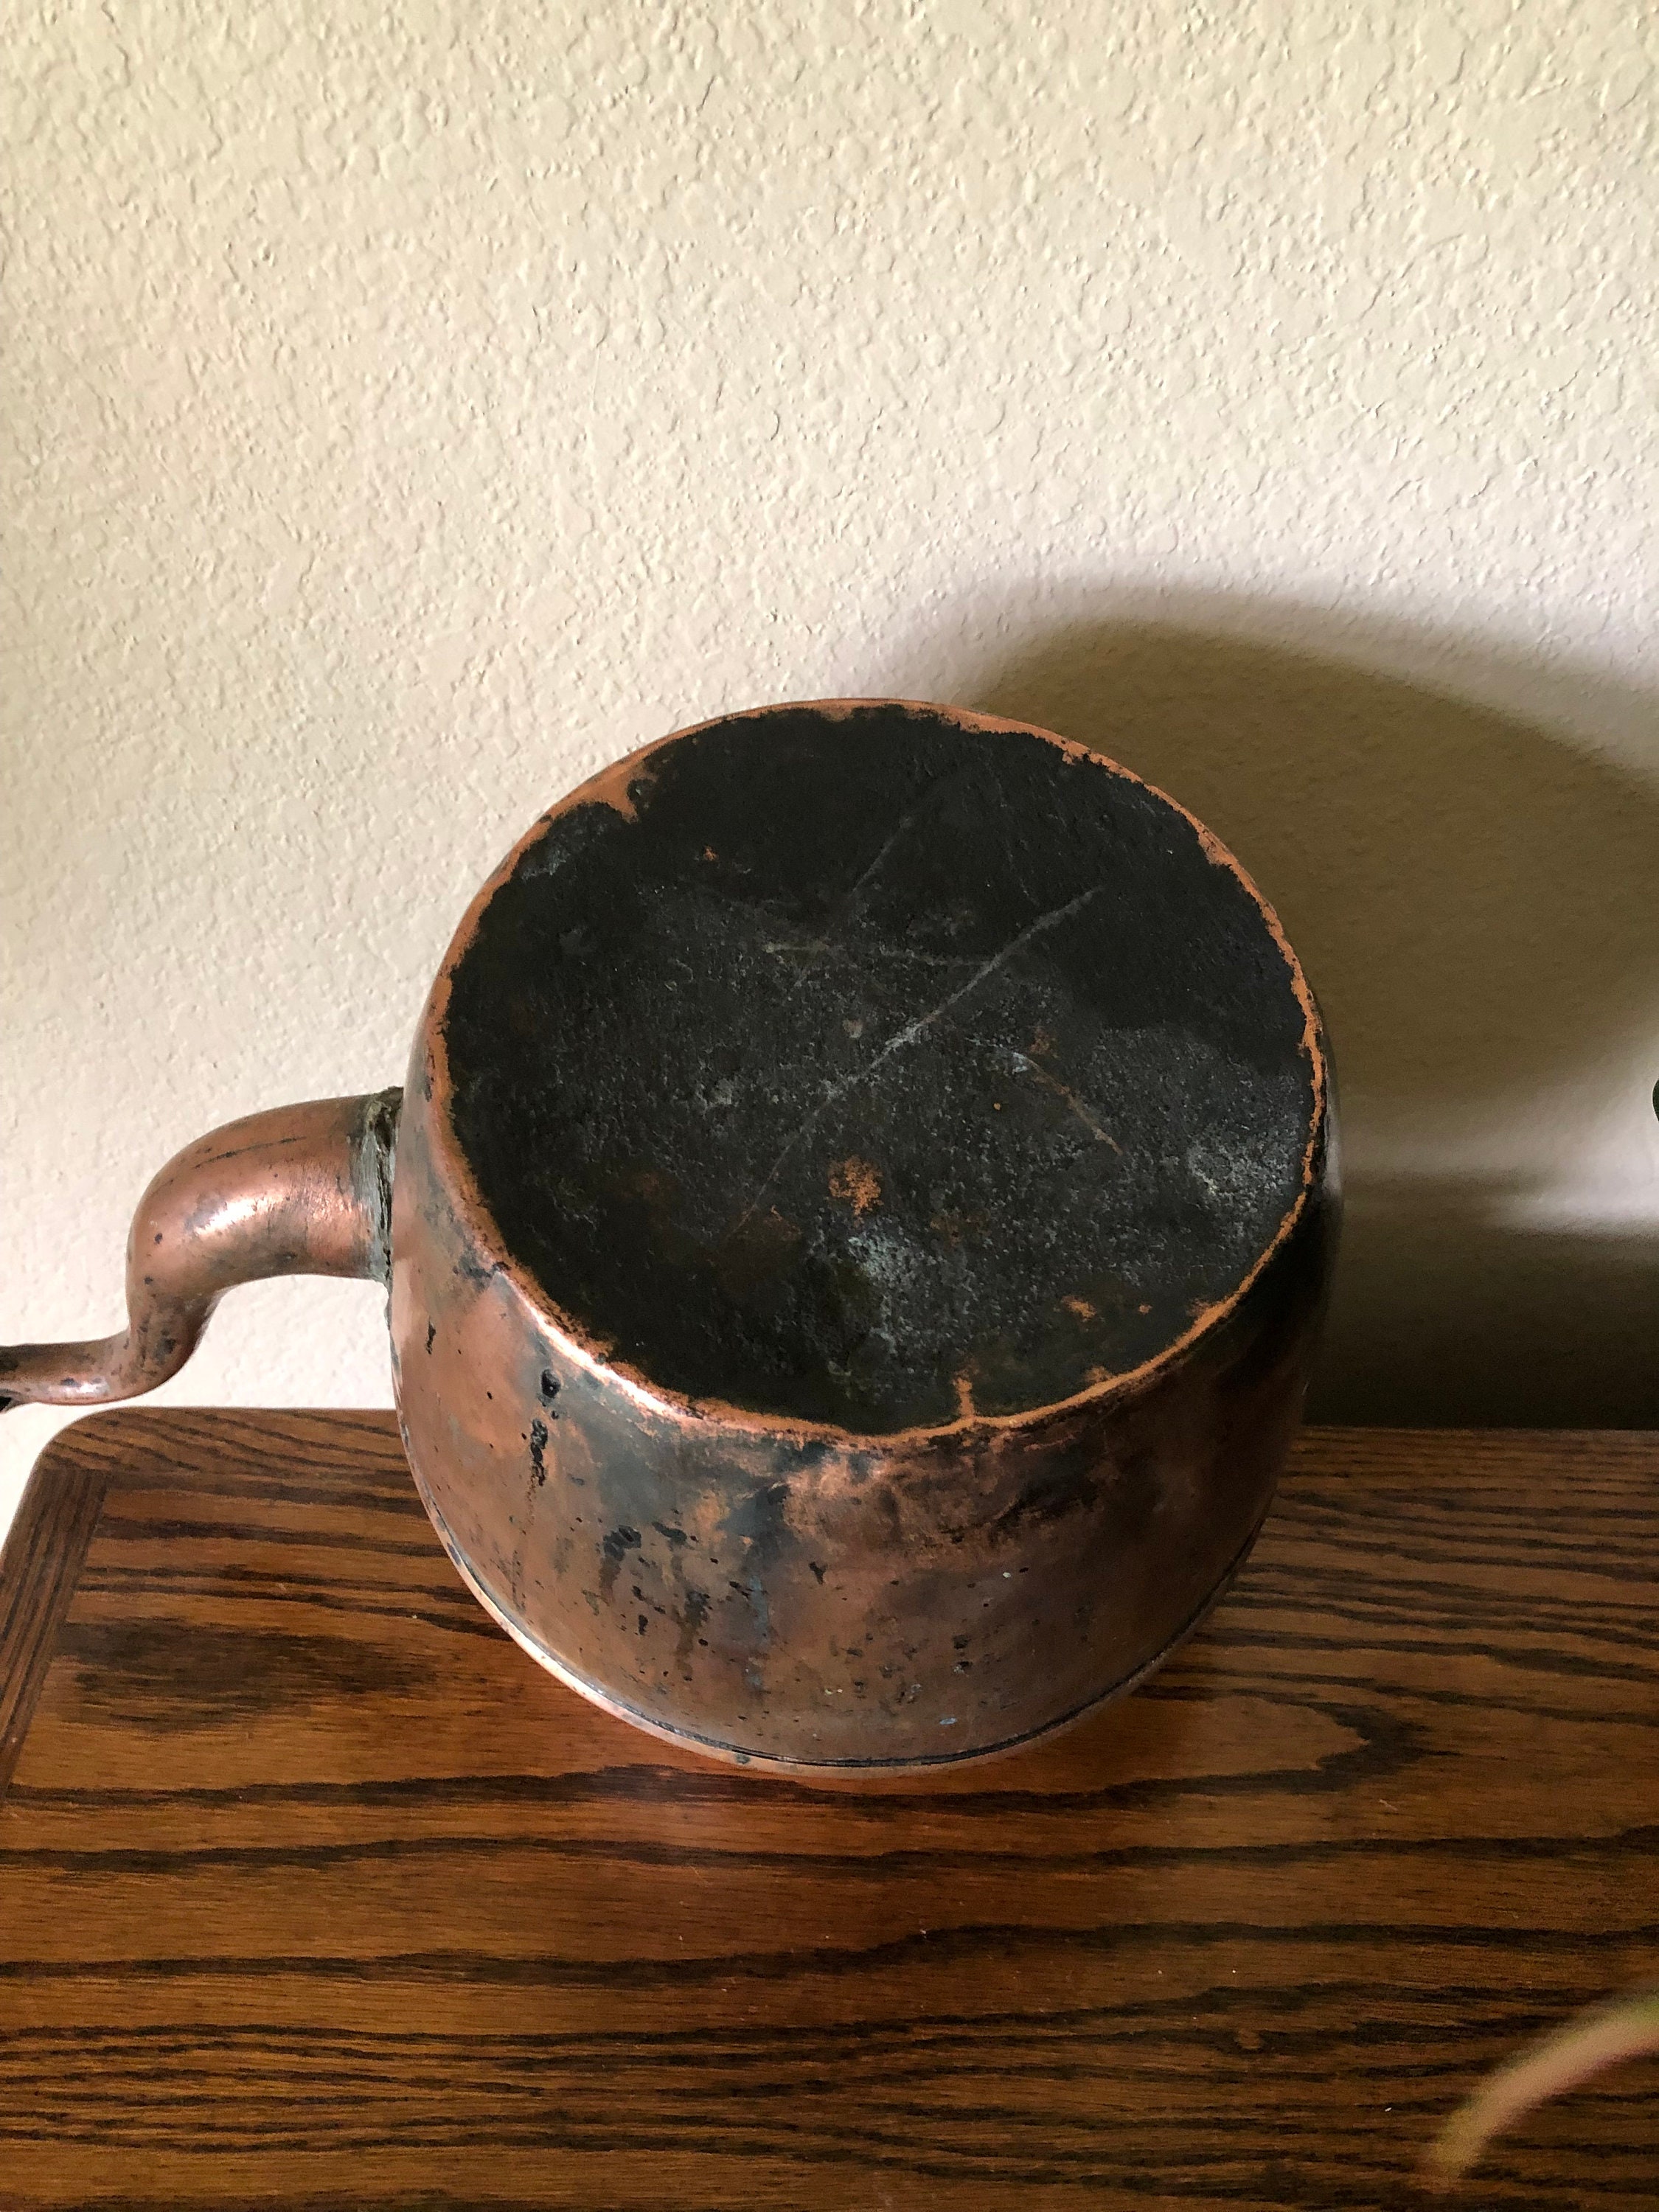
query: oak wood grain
0 1411 1655 2210
0 1451 105 1792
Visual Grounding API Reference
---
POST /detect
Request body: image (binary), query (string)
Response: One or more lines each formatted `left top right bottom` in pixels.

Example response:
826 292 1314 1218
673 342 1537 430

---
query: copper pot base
416 1452 1273 1778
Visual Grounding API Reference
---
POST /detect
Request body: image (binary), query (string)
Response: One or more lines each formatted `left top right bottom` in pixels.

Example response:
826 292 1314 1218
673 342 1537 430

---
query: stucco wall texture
4 0 1658 1534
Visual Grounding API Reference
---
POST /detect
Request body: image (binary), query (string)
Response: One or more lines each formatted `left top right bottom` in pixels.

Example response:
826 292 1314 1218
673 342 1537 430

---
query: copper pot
2 700 1335 1773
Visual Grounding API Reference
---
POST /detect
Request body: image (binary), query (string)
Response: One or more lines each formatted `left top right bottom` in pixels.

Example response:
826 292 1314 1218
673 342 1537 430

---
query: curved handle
0 1088 400 1413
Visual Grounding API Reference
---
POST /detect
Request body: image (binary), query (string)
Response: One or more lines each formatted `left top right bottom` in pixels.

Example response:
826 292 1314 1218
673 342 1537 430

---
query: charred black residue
598 1522 643 1600
425 1321 436 1354
988 1447 1102 1541
443 703 1317 1431
529 1417 549 1486
539 1368 561 1411
674 1585 711 1665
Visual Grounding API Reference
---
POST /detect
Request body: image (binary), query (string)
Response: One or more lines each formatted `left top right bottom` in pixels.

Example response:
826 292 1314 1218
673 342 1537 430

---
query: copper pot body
391 1091 1329 1771
4 701 1335 1775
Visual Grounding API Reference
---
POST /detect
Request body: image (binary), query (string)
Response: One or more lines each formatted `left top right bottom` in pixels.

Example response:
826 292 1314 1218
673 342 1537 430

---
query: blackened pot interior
442 703 1317 1433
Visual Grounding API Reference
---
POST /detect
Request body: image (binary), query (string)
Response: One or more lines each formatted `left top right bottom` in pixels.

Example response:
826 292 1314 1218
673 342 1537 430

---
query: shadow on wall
970 616 1659 1427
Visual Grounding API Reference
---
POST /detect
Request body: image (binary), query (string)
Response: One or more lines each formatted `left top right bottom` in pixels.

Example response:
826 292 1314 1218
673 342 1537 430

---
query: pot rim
411 696 1329 1450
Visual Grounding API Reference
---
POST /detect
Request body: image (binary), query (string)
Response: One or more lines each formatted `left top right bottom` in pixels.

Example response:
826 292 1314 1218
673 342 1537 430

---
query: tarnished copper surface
390 700 1335 1772
5 699 1335 1775
0 1092 400 1411
390 1082 1329 1769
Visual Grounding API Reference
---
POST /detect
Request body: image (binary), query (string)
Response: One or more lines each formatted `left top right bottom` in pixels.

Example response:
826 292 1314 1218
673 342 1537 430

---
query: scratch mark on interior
734 885 1106 1227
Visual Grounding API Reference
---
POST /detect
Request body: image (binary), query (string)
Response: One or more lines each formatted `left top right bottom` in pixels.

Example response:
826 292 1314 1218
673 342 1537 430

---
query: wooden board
1 1410 1655 2209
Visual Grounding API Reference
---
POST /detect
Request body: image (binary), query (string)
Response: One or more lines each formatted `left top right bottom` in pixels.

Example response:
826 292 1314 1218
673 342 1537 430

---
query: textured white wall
5 0 1658 1534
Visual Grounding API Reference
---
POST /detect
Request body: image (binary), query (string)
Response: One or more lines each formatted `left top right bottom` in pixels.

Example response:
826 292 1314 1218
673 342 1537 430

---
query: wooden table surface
0 1411 1655 2211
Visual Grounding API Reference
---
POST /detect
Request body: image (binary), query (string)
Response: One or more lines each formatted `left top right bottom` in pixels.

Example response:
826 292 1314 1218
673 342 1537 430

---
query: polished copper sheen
2 700 1336 1773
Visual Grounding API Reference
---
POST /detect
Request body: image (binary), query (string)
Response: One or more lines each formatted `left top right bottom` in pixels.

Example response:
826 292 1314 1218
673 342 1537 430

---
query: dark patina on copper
3 700 1335 1774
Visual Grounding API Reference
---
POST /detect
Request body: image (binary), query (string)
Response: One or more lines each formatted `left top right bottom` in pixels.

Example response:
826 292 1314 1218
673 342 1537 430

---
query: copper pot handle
0 1089 401 1413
